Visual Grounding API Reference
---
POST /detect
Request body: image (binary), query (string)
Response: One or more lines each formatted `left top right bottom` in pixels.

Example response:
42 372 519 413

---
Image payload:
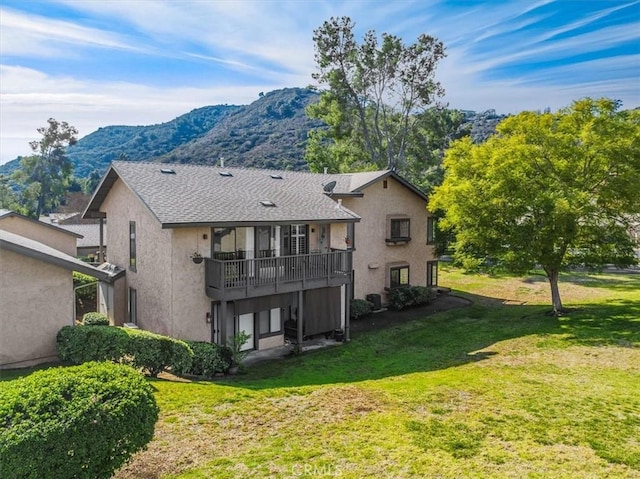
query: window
259 308 281 337
128 288 137 324
427 217 436 245
390 265 410 288
129 221 137 271
427 261 438 287
388 218 410 242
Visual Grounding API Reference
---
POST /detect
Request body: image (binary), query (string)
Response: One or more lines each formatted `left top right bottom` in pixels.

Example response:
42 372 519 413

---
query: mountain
0 87 320 178
160 88 322 170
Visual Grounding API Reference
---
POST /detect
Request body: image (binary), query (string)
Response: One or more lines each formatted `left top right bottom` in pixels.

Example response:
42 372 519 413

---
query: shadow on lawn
227 294 639 390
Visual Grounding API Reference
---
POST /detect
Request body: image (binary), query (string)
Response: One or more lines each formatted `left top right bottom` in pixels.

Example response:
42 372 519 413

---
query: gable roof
56 223 104 247
84 162 428 227
0 210 83 238
84 162 361 227
0 229 113 282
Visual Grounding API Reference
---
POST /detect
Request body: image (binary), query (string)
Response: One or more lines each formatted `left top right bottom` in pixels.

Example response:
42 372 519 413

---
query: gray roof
84 162 428 227
85 162 362 227
57 223 104 247
0 210 82 238
0 229 114 282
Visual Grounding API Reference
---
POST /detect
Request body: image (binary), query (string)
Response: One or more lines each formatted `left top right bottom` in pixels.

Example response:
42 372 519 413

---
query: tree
12 118 78 217
307 16 446 172
430 98 640 314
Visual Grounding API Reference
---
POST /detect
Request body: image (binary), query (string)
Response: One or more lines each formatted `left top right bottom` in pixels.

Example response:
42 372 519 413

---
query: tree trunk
545 268 564 314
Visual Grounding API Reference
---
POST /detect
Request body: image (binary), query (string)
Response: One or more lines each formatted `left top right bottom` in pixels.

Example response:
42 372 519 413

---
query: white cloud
0 65 288 164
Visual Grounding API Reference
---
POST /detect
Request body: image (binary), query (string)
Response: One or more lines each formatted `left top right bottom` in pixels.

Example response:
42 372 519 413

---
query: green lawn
7 267 640 478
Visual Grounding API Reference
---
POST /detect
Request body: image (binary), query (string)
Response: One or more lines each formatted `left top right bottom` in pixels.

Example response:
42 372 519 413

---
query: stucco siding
0 250 73 368
0 216 77 256
101 179 173 335
169 227 212 342
342 176 436 301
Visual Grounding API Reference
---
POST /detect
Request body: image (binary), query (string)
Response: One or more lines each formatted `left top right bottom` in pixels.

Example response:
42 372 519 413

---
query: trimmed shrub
176 341 232 378
82 312 110 326
56 326 193 377
57 325 128 364
0 362 158 479
387 285 436 311
350 299 374 320
124 329 193 377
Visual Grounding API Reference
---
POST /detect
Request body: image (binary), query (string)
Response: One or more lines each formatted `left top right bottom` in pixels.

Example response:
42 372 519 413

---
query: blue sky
1 0 638 164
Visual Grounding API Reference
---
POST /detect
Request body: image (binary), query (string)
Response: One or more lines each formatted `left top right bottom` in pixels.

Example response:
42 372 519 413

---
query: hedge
0 362 158 479
350 299 374 320
82 312 110 326
386 285 437 310
56 326 193 377
176 341 232 378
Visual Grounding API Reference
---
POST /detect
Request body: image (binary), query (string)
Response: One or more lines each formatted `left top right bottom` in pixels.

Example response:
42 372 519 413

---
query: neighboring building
329 170 438 302
0 229 114 369
0 209 81 257
83 162 437 352
56 223 107 260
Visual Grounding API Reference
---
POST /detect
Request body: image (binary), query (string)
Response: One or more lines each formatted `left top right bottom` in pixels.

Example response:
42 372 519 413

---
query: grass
4 266 640 478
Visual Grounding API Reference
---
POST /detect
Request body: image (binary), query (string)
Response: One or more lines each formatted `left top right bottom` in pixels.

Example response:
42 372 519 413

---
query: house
0 209 81 257
56 223 107 260
327 170 438 303
0 228 116 369
83 162 437 352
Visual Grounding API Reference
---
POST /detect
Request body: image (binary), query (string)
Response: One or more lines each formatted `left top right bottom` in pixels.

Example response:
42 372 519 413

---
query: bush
0 362 158 479
387 285 436 311
350 299 374 320
56 326 193 377
125 329 193 377
82 312 110 326
57 325 129 364
176 341 232 378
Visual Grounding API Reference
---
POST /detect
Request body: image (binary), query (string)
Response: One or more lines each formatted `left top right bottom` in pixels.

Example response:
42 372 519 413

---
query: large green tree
430 98 640 313
12 118 78 217
307 16 446 173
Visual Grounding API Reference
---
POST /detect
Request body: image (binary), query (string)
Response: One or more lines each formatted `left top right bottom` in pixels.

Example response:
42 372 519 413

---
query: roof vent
260 200 276 207
270 174 283 179
219 171 233 177
160 168 176 174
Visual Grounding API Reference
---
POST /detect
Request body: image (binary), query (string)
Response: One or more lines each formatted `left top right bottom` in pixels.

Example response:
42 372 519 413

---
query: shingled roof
84 162 362 227
84 162 427 228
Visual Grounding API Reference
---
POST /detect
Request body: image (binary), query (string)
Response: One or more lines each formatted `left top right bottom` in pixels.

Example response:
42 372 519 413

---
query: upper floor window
387 218 410 243
129 221 137 271
427 216 436 245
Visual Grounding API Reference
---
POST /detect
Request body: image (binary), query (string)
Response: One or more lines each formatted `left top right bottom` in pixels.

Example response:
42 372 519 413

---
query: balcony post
297 290 304 353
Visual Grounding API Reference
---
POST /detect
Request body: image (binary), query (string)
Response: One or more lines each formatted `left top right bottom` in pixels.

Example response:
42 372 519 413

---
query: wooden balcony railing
205 250 352 299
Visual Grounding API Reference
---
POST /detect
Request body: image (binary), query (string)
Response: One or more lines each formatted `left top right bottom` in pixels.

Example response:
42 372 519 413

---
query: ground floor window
259 308 282 337
427 261 438 287
128 287 137 324
390 265 410 288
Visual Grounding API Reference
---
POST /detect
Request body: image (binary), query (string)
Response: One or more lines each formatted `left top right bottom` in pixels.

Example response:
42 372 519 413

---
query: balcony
205 250 352 301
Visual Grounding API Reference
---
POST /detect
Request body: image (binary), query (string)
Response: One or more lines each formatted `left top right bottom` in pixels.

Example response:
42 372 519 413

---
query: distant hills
0 87 505 179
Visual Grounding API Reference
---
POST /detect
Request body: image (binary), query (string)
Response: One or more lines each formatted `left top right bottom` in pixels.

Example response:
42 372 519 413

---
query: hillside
0 87 509 180
159 88 322 170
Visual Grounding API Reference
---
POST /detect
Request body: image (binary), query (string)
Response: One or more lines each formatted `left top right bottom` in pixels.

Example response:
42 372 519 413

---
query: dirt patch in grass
113 385 388 479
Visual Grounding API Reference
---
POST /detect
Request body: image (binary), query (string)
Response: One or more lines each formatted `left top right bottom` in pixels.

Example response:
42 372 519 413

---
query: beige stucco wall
0 250 73 369
342 176 436 301
101 179 213 342
101 178 173 335
0 216 77 256
169 227 213 342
